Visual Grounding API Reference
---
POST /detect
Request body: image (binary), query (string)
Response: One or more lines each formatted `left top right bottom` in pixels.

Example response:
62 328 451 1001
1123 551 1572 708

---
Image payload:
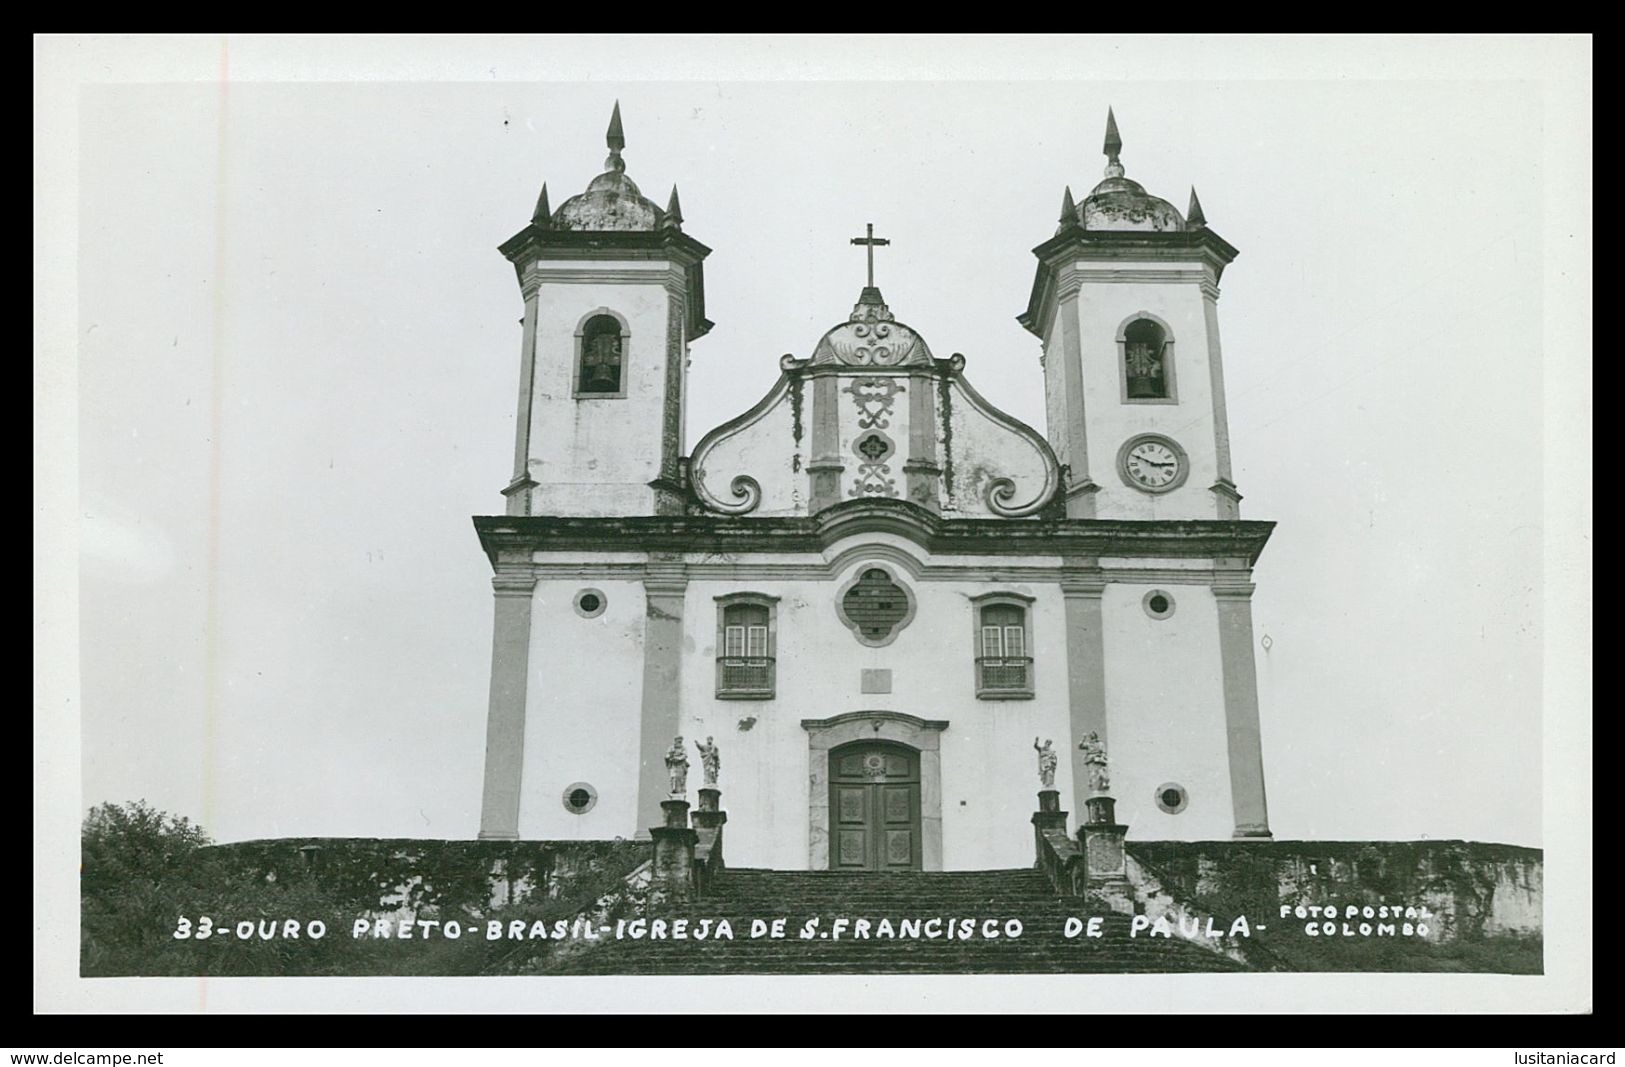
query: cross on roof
850 223 890 289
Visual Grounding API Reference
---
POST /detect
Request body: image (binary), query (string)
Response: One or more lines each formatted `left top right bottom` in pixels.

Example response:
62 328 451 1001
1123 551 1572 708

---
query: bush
79 801 390 976
80 802 653 976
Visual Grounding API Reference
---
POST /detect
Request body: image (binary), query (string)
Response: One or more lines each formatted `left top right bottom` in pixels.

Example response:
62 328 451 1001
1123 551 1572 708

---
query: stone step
549 947 1245 975
543 952 1245 975
534 866 1249 976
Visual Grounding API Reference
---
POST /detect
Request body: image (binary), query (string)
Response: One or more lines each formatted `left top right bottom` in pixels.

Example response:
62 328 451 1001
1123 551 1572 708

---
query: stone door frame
801 710 948 871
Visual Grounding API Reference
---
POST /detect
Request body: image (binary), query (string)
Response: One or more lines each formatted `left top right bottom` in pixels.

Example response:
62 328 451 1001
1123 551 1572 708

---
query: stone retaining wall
1126 839 1542 941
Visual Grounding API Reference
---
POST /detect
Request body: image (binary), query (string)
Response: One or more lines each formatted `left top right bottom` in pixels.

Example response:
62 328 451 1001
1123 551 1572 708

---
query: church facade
475 105 1275 872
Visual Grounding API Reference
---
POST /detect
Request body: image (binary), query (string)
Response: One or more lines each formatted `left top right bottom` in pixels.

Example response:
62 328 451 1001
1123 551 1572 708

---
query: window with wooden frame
972 594 1035 699
715 593 779 699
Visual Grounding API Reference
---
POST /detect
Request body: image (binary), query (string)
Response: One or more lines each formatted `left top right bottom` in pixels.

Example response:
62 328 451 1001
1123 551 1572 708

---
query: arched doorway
828 740 922 872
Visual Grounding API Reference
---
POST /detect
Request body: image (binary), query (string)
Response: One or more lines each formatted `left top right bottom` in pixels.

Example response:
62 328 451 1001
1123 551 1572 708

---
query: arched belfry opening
577 313 625 395
1123 317 1169 400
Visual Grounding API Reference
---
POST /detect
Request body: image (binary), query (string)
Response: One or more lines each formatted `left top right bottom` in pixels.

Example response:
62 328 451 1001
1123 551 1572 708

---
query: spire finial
605 100 626 173
1058 185 1078 232
1187 186 1206 228
1103 107 1125 179
662 184 684 230
531 182 551 227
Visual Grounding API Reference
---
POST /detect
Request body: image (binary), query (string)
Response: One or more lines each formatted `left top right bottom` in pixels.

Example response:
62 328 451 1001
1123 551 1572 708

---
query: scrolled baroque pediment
689 293 1061 521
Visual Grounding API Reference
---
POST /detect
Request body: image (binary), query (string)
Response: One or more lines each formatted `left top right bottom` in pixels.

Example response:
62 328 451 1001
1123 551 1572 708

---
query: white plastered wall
526 272 678 516
516 576 647 839
1064 262 1226 520
675 538 1076 871
1100 578 1235 839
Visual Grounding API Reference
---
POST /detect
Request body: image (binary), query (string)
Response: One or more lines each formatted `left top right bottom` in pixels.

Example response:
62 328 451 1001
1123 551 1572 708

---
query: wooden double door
830 742 922 871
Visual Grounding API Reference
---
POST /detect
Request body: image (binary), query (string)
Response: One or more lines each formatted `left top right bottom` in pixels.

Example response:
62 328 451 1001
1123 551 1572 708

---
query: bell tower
1020 110 1272 840
1020 109 1242 522
497 103 713 519
478 104 712 842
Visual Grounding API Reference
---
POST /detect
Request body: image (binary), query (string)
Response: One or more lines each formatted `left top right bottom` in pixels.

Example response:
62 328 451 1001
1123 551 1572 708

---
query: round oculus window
561 781 599 814
1142 589 1176 620
573 588 607 619
1154 782 1189 814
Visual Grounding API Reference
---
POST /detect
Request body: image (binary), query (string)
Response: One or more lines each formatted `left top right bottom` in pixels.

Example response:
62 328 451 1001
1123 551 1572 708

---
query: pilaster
807 375 844 512
655 288 687 513
903 371 941 512
477 560 536 840
504 286 541 517
1060 562 1108 818
1055 287 1098 518
1213 575 1272 838
636 560 689 834
1202 288 1236 486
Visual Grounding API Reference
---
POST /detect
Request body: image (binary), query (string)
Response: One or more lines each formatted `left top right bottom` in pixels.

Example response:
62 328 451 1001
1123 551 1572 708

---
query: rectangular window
717 598 777 699
976 601 1033 699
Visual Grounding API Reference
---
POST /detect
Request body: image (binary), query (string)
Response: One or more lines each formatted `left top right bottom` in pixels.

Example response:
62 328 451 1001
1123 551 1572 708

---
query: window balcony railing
977 656 1033 697
717 656 775 698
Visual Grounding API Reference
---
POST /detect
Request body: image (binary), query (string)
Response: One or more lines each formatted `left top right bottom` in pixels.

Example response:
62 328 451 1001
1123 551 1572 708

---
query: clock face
1121 436 1186 492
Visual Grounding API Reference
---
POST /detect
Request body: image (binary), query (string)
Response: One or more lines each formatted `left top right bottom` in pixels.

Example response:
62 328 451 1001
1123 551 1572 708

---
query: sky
43 38 1589 862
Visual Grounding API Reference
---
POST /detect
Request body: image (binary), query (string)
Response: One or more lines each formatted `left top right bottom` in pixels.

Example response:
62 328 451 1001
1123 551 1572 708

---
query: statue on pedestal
1033 737 1057 789
1079 732 1110 794
665 735 689 796
695 736 720 787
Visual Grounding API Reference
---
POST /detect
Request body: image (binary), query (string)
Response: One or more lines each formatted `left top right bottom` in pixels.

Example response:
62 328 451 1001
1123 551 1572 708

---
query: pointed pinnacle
531 182 551 226
1059 185 1077 226
1187 186 1206 228
606 101 625 151
664 184 684 228
1103 107 1122 161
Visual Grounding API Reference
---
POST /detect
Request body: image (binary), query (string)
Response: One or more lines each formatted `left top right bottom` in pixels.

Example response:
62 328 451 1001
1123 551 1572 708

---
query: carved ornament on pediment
812 319 933 367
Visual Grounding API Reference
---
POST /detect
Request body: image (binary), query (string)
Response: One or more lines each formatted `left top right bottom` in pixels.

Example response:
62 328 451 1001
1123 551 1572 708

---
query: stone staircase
544 867 1250 975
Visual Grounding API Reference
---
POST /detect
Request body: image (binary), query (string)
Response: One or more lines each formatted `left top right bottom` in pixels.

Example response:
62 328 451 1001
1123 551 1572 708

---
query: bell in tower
1122 318 1169 400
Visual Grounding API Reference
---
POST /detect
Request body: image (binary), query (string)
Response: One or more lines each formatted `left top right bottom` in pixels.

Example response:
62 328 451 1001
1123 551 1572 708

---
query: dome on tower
1067 108 1187 233
553 170 664 231
549 102 670 233
1080 175 1185 232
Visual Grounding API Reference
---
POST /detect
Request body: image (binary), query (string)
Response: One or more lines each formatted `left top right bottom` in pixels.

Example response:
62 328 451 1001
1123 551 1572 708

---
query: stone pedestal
649 798 698 904
1080 822 1128 879
689 788 727 897
694 787 725 826
660 798 690 828
1079 790 1131 909
1031 789 1079 894
1084 794 1117 826
1031 789 1068 833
